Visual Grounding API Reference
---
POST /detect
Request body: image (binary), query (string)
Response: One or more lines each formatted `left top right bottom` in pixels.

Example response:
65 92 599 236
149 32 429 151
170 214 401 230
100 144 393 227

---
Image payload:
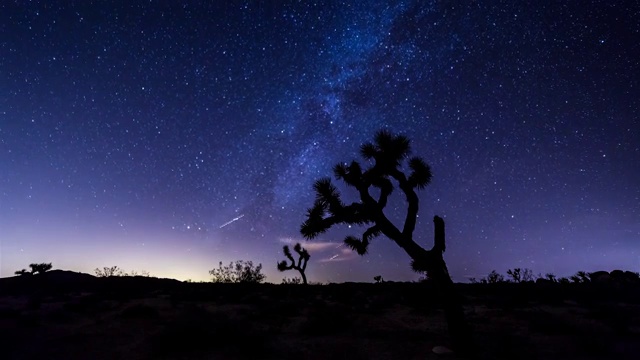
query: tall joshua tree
300 130 472 354
277 243 310 285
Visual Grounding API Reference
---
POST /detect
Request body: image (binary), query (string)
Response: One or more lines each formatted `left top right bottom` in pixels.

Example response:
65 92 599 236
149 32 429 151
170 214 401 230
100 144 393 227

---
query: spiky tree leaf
277 261 290 271
347 161 363 177
374 129 394 149
313 178 344 215
374 130 411 168
360 142 377 159
334 161 364 187
300 219 329 239
333 163 348 180
306 201 327 220
407 157 432 189
313 178 339 203
283 245 294 261
344 236 368 255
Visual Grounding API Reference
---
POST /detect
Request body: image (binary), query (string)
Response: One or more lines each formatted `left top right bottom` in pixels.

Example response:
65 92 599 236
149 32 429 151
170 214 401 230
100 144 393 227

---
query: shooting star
328 254 340 261
219 214 244 229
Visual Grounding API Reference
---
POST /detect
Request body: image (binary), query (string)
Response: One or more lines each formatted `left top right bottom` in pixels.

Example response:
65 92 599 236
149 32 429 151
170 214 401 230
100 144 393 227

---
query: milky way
1 1 638 282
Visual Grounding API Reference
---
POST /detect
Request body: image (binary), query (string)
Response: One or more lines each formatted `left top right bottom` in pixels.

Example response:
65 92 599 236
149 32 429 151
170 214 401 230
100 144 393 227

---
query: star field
1 1 639 282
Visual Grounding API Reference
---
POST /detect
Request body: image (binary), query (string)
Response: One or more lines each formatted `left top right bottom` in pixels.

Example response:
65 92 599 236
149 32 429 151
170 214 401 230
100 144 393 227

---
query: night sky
1 1 639 283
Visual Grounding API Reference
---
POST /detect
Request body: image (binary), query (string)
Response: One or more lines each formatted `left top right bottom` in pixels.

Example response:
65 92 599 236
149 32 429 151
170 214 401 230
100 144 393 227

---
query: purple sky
1 1 639 283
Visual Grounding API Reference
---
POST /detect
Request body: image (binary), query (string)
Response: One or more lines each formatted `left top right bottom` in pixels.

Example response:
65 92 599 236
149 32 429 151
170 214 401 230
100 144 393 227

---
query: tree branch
389 168 419 237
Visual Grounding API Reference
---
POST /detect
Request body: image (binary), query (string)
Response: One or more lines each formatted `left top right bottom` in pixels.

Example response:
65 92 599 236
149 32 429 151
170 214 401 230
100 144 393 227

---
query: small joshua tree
277 243 310 285
300 130 472 354
373 275 384 283
29 262 53 275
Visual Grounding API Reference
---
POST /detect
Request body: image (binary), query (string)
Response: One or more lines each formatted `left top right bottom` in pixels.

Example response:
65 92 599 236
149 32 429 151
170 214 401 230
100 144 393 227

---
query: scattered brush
150 305 275 358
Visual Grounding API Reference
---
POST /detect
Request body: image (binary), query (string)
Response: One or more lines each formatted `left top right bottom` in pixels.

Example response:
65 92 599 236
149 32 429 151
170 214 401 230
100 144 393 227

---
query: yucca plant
277 243 310 285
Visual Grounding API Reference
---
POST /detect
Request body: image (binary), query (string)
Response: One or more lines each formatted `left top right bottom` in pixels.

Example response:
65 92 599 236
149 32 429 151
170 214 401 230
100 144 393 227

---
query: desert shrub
0 306 22 319
30 262 53 274
121 303 160 319
506 268 535 283
527 310 576 335
209 260 266 283
570 271 590 283
373 275 384 283
26 296 42 310
95 266 151 277
486 270 505 284
63 294 106 313
16 262 52 275
150 306 273 358
281 277 302 284
300 303 355 336
478 328 532 359
14 269 31 276
95 266 124 277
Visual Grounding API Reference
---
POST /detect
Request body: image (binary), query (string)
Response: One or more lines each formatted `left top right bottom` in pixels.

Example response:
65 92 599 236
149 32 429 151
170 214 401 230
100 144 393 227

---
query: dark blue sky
1 1 638 282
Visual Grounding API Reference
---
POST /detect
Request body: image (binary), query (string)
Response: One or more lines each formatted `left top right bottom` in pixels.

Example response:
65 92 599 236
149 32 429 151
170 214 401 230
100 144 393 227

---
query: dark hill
0 270 182 296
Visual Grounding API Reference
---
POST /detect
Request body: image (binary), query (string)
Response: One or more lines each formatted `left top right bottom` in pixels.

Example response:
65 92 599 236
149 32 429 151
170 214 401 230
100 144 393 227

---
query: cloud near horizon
278 237 358 263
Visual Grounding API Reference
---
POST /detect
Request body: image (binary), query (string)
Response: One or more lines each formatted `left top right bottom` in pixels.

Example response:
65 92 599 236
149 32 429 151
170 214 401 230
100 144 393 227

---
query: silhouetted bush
95 266 151 277
570 271 590 283
209 260 266 283
30 262 53 274
300 302 355 335
150 306 273 358
485 270 505 284
121 303 160 319
15 262 52 275
281 277 302 284
14 269 31 276
506 268 534 283
95 266 124 277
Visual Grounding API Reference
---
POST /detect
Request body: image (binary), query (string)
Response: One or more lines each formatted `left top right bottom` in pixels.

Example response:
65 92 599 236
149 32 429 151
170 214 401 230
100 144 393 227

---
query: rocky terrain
1 270 639 359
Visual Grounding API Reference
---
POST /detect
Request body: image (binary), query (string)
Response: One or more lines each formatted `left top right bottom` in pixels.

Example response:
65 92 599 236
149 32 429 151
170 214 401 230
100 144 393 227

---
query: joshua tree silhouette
277 243 310 285
29 263 53 275
300 130 472 354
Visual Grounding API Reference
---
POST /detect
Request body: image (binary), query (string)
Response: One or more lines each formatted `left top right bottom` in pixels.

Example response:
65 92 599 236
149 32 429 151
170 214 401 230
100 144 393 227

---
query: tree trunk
299 270 308 285
427 218 474 356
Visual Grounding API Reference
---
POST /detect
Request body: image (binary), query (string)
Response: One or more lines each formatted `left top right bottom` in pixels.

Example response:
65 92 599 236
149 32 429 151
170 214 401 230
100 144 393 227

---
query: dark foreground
1 271 639 360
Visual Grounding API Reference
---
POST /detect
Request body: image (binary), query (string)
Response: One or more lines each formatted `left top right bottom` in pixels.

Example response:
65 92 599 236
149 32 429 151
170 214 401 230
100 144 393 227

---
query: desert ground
1 270 639 360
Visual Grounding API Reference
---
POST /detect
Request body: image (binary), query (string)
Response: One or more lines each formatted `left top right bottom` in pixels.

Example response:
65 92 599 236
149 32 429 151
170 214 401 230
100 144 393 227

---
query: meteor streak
219 214 244 228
